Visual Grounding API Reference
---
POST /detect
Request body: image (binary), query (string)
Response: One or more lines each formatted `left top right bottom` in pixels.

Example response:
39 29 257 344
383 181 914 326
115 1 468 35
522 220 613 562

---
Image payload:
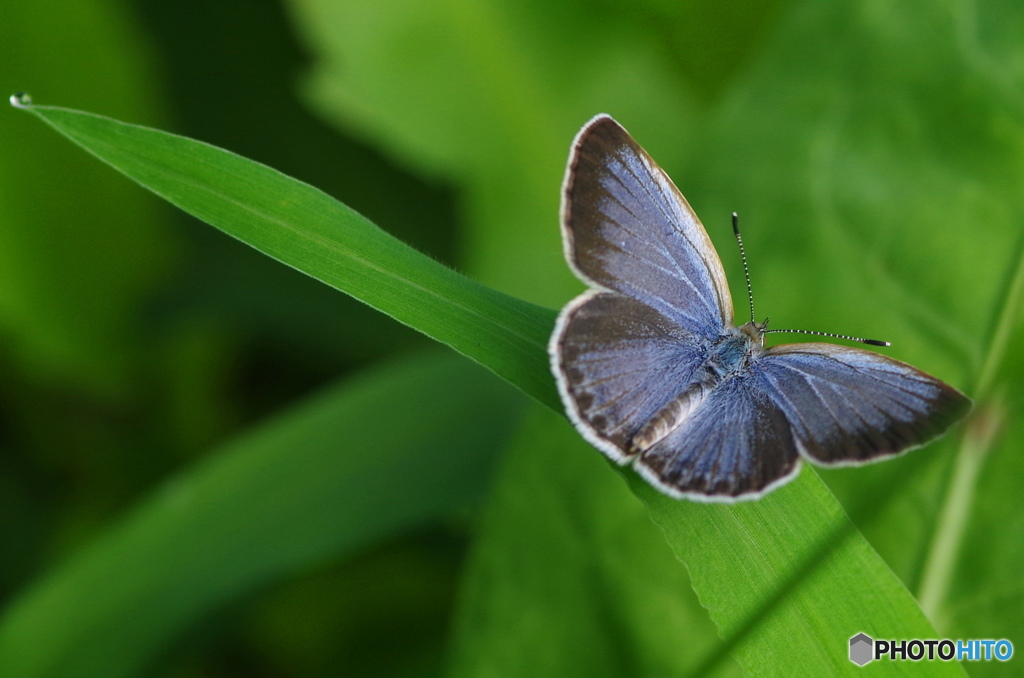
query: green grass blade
12 100 558 409
452 407 967 677
0 351 524 678
637 475 968 677
450 407 742 678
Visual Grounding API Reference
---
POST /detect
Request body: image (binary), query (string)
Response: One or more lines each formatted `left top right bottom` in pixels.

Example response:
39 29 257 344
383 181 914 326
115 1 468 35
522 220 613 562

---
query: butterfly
549 114 972 502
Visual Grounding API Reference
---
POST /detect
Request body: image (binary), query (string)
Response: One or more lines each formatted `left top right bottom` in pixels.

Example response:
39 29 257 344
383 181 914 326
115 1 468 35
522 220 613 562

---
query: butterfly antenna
732 212 756 324
732 213 889 347
763 328 891 347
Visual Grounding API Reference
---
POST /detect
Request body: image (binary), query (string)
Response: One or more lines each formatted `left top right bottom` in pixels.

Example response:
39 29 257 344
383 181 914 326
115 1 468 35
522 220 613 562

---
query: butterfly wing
552 291 710 463
552 115 733 462
633 370 802 500
560 114 733 331
756 344 971 465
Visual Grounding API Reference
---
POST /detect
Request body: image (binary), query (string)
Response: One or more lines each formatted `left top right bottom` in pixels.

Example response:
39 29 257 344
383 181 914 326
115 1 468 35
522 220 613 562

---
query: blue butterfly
550 114 971 502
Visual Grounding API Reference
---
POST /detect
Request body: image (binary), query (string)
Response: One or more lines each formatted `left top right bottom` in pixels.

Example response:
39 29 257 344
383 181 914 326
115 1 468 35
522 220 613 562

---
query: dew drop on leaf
9 92 33 108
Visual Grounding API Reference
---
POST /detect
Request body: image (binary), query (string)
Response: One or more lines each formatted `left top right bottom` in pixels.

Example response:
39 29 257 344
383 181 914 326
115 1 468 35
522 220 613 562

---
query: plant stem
916 228 1024 626
917 401 1003 626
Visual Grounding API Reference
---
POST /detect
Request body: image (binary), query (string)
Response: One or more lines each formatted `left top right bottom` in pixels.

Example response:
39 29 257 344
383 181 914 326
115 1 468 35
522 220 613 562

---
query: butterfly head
738 318 769 347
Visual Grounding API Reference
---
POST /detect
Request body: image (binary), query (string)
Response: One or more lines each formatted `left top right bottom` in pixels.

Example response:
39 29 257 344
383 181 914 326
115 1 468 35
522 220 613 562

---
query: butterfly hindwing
552 291 710 463
633 371 802 500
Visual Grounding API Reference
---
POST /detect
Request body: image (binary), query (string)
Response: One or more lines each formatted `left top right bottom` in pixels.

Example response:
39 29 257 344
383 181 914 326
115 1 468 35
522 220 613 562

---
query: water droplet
9 92 32 108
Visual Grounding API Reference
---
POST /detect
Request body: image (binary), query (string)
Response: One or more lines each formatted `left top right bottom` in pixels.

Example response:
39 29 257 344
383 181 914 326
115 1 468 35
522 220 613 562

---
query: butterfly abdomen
629 381 710 455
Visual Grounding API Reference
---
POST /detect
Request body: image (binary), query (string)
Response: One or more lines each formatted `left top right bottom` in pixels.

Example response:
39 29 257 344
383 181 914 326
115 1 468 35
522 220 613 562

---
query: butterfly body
709 323 764 375
550 114 971 502
630 325 760 452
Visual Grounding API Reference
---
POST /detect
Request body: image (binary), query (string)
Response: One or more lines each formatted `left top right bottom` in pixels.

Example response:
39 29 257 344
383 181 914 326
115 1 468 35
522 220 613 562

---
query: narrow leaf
453 406 967 677
13 101 558 409
0 351 525 678
450 407 742 678
637 475 968 677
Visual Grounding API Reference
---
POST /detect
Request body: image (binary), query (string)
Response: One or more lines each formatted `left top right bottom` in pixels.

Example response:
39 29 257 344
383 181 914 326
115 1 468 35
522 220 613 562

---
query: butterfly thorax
628 324 765 456
708 325 764 378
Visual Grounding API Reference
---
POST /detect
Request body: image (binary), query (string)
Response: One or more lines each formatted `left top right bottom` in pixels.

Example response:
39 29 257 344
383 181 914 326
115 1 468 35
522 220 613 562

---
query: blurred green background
2 0 1022 676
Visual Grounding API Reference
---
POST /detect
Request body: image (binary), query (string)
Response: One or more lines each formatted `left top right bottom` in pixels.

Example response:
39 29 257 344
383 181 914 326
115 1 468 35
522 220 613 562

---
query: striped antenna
731 212 890 348
764 328 890 347
731 213 756 325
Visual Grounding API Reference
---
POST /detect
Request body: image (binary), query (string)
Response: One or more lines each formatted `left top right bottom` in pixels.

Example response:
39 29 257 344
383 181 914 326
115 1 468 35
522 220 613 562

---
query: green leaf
452 405 968 678
634 475 967 677
0 350 525 678
450 406 742 678
12 100 559 410
17 92 950 676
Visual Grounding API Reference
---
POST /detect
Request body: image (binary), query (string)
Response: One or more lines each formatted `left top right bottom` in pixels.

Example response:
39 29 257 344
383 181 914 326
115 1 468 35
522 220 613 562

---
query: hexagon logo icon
850 633 874 666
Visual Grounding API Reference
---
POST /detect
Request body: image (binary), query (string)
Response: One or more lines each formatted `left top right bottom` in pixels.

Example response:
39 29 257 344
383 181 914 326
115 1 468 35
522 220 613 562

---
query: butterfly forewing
561 114 733 334
757 344 972 465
